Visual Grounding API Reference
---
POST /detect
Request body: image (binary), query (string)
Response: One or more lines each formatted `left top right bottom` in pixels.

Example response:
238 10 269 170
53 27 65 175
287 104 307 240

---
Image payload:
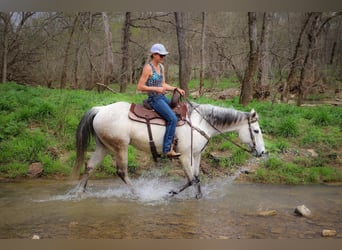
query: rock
32 234 40 239
307 149 318 157
322 229 337 237
69 221 79 227
258 210 277 217
271 227 283 234
294 205 312 217
28 162 43 177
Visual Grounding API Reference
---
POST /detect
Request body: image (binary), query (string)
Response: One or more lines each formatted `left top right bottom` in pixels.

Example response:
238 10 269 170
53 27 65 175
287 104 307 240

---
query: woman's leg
149 95 178 153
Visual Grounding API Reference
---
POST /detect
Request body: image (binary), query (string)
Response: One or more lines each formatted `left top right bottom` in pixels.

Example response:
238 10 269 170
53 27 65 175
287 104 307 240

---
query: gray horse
73 101 265 199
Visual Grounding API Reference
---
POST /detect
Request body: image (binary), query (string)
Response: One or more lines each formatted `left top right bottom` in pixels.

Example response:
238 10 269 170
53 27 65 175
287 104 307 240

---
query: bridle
186 100 258 154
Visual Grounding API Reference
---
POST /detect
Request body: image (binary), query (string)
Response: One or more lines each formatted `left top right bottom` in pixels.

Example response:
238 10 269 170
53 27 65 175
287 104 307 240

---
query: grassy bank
0 82 341 184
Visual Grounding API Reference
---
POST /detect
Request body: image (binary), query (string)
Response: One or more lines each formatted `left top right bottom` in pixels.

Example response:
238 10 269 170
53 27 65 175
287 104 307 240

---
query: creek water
0 172 341 239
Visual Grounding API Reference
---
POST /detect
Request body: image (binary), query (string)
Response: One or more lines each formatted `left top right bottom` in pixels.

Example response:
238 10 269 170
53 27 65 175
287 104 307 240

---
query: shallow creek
0 174 341 239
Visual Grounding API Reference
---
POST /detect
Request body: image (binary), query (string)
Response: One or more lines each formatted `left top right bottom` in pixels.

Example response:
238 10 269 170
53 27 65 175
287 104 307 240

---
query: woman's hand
156 86 167 94
176 88 185 96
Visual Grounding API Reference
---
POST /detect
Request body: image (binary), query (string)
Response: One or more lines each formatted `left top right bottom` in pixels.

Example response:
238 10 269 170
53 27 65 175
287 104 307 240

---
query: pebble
294 205 312 218
32 234 40 239
258 210 277 217
322 229 337 237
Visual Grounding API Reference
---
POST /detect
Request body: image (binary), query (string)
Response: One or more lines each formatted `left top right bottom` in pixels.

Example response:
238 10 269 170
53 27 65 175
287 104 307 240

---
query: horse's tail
72 107 100 179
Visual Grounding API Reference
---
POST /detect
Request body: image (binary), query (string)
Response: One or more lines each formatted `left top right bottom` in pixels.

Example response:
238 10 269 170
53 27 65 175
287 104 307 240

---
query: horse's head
238 109 265 157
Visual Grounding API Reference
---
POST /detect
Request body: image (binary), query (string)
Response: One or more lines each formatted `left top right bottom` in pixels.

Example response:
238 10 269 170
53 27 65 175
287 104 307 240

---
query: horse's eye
253 129 259 134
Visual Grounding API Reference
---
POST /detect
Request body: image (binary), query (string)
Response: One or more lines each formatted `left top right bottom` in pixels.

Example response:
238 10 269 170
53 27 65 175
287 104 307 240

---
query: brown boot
166 149 181 158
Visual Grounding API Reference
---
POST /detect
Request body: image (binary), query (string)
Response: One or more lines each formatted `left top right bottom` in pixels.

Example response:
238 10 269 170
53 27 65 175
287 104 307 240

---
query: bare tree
60 13 79 89
0 12 11 83
175 12 191 94
297 12 342 106
0 12 34 83
199 12 206 96
73 35 81 89
239 12 259 106
102 12 115 88
255 12 273 99
281 13 313 102
297 13 322 106
120 12 131 93
84 12 96 90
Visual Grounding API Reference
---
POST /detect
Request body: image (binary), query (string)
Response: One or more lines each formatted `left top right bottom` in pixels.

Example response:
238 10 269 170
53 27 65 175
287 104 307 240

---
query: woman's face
152 53 166 63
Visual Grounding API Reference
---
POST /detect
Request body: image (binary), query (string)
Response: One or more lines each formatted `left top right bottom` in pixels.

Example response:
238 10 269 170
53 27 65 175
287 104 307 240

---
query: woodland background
0 12 341 105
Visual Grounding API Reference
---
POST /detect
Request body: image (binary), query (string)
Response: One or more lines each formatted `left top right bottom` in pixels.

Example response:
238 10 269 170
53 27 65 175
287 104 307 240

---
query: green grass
250 154 342 184
0 82 341 183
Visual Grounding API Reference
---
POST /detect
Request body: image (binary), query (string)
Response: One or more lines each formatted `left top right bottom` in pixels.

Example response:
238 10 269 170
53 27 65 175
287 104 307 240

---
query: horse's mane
188 102 250 127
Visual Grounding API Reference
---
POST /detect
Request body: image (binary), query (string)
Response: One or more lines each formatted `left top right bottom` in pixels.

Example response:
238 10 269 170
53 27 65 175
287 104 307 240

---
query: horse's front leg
169 154 203 199
168 181 192 197
168 176 202 199
193 175 202 199
193 154 203 199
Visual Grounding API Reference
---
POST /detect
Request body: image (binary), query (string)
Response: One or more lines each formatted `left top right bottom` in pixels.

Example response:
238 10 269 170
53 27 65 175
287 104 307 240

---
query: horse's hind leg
77 142 108 192
114 145 133 187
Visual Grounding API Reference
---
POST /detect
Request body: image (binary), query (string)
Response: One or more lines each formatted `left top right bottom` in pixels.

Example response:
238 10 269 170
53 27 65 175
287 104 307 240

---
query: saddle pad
128 103 186 126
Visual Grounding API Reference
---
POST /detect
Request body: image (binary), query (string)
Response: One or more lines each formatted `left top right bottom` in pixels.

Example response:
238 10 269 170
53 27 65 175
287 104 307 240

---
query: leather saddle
128 90 187 162
128 91 187 126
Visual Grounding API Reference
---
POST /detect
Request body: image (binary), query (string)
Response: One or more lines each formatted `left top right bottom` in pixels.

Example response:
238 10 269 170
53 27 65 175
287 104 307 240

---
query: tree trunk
297 13 322 106
239 12 258 106
281 13 313 102
175 12 191 95
329 41 336 65
73 39 81 88
120 12 131 93
256 12 272 98
1 13 10 83
86 12 95 90
60 14 79 89
1 12 34 84
102 12 114 88
199 12 206 96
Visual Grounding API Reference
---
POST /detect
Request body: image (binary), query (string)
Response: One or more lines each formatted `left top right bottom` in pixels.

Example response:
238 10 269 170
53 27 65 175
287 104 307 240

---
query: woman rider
137 43 185 157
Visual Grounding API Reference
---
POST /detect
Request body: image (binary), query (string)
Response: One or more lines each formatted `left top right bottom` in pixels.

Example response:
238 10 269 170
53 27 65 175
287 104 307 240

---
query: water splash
34 172 193 204
33 170 238 204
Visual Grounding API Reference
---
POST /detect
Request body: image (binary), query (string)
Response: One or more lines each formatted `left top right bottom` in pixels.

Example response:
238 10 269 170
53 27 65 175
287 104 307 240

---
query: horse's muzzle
253 150 266 158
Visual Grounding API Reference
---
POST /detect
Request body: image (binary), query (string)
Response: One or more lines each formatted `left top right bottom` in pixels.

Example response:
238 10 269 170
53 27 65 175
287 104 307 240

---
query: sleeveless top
146 63 163 97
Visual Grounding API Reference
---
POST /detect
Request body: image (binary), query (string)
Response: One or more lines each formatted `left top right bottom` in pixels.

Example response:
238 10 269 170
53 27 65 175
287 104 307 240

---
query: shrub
0 163 28 178
0 129 47 163
311 110 332 126
38 153 70 175
274 139 289 153
263 156 283 170
300 128 322 146
277 118 299 137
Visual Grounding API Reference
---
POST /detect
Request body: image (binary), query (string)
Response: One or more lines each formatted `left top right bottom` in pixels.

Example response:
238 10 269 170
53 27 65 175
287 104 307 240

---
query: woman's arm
160 64 185 96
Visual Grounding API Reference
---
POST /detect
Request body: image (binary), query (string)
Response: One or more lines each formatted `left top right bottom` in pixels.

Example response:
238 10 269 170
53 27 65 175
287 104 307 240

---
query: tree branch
95 82 117 93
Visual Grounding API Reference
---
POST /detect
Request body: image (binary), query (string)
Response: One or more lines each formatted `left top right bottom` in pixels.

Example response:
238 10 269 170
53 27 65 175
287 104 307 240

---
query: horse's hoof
168 190 178 196
195 193 203 199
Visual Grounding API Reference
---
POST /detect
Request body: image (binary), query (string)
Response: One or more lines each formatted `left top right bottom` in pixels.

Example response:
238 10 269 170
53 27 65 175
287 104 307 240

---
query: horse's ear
250 109 257 119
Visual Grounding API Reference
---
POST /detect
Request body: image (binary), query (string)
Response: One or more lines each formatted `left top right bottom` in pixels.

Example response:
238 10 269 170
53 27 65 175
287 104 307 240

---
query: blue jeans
148 94 177 153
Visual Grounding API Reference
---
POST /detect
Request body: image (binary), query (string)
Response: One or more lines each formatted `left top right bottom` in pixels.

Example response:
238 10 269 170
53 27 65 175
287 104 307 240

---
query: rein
185 99 256 154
